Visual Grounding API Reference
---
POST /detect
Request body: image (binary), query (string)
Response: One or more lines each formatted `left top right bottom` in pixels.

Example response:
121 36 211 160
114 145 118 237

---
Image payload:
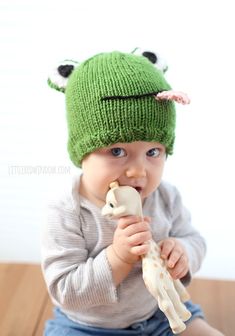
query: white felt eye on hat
48 60 78 93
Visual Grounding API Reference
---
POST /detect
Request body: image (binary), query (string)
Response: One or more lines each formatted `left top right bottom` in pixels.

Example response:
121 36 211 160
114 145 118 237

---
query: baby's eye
110 147 126 157
146 148 160 157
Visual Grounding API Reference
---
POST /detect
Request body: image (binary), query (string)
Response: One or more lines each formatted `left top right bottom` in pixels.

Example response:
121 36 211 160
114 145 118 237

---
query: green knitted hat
48 50 189 167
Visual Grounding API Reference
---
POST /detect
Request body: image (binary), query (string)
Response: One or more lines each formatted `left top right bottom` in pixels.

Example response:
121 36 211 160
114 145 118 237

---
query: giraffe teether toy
102 181 191 334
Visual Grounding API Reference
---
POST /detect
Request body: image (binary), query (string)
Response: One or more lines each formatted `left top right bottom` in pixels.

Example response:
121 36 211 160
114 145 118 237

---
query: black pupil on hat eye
142 51 157 64
109 203 114 208
58 64 74 78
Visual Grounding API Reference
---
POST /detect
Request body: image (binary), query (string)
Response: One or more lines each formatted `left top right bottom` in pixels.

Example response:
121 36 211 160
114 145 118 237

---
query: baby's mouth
134 186 142 193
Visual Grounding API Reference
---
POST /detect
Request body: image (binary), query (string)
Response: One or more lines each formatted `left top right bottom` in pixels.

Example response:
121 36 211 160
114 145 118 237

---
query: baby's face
79 141 166 208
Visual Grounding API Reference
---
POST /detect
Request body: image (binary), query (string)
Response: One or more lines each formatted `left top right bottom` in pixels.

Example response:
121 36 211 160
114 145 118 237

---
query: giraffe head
101 182 143 219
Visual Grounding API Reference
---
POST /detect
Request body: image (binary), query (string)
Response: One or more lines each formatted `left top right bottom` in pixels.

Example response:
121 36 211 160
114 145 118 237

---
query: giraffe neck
144 239 161 258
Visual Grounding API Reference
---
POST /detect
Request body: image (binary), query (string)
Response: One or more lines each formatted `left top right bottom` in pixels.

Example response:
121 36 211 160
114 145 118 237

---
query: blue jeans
44 301 204 336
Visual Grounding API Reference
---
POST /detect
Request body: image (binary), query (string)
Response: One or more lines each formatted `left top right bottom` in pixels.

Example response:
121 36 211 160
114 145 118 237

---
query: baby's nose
125 164 146 178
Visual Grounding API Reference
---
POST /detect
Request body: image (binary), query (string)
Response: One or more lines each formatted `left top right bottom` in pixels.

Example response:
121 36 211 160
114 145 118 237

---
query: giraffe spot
160 272 164 279
160 259 165 266
153 263 158 268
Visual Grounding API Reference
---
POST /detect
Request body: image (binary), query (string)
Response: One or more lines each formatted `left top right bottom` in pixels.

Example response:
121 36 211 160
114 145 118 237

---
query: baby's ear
47 60 78 93
132 47 168 73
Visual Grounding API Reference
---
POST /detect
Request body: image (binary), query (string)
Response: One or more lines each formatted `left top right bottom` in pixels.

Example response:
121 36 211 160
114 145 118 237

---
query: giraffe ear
47 60 79 93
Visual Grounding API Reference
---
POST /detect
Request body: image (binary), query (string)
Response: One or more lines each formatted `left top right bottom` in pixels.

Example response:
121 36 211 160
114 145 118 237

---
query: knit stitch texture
65 51 176 167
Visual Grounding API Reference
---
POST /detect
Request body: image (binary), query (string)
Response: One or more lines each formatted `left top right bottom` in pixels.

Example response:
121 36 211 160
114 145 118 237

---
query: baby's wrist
109 245 136 265
106 245 134 286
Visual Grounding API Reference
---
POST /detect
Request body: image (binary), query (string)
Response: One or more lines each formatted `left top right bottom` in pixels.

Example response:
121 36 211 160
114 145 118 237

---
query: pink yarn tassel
155 91 190 105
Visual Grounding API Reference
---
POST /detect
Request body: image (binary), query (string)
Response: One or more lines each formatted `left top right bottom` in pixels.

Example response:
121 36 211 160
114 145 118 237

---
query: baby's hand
112 216 151 264
159 238 189 280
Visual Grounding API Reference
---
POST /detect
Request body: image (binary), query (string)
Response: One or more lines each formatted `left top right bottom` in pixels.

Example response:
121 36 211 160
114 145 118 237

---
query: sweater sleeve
161 183 207 285
41 197 118 311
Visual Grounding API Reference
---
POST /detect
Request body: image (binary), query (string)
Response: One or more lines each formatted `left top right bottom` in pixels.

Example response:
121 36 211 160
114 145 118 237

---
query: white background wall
1 0 235 280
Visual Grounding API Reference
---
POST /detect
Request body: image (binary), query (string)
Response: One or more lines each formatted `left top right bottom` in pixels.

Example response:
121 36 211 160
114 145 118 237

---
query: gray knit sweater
41 174 206 328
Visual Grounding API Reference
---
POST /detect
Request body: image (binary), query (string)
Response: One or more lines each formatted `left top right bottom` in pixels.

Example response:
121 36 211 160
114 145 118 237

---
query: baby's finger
143 216 151 223
169 255 188 279
125 220 150 237
128 231 152 246
176 268 189 280
118 216 141 229
160 239 175 260
131 243 150 256
167 247 183 268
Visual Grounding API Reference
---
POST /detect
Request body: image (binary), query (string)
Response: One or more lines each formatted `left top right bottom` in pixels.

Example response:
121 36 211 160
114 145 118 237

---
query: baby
42 50 224 335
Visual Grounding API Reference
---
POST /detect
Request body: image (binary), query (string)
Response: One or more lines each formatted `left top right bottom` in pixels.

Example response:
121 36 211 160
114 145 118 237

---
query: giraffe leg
157 287 186 334
173 279 190 302
166 286 192 322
